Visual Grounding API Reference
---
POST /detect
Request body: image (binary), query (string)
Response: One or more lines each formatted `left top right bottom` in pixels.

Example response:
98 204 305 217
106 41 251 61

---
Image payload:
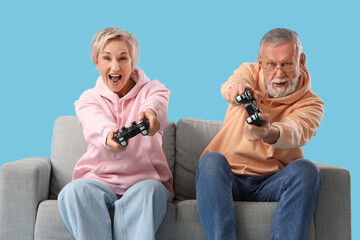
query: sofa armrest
314 162 351 240
0 157 51 240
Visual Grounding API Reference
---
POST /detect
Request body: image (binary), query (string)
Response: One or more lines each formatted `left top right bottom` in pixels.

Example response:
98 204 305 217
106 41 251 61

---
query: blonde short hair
90 27 140 66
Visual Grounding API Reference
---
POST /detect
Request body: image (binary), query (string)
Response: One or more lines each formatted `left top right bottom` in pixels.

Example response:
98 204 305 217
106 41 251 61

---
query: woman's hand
106 126 127 153
138 109 160 136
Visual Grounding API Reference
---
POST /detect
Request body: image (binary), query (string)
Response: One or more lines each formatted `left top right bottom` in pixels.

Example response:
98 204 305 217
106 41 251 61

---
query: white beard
265 71 300 98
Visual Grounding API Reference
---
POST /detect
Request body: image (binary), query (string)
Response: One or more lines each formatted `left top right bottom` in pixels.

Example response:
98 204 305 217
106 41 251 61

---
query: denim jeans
58 178 170 240
196 152 322 240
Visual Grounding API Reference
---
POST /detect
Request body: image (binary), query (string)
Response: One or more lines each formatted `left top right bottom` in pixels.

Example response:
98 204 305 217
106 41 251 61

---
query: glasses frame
260 56 298 72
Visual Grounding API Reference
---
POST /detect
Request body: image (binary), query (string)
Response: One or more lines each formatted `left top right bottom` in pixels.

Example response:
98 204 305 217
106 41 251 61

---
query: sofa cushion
50 117 88 199
50 116 175 199
174 118 222 200
34 199 315 240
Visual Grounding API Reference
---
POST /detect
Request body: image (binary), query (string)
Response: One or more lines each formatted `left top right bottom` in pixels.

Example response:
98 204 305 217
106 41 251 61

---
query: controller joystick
114 120 150 147
236 90 262 126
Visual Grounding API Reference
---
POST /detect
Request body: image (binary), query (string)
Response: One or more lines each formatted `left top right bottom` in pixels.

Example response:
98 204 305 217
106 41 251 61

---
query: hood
94 68 150 103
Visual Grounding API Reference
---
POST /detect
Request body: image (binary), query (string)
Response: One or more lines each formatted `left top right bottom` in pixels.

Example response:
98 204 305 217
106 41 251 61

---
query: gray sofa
0 116 351 240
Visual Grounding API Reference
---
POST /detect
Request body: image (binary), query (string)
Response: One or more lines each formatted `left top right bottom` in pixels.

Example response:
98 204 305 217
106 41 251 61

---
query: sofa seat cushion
34 200 315 240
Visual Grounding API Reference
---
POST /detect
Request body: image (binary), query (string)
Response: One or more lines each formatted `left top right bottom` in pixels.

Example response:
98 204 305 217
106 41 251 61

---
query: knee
197 152 229 175
59 179 89 197
288 159 322 188
132 179 169 202
196 152 232 188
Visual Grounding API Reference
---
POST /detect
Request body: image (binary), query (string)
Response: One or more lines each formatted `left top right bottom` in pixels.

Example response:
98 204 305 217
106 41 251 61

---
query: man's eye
268 63 276 66
284 62 293 66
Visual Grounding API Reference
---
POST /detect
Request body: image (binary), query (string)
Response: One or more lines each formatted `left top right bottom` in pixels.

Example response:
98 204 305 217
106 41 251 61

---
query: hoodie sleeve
139 80 171 131
221 63 259 102
271 93 324 148
75 90 116 150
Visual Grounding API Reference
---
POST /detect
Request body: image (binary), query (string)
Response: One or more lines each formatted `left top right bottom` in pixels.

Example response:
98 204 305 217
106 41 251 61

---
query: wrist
263 125 280 144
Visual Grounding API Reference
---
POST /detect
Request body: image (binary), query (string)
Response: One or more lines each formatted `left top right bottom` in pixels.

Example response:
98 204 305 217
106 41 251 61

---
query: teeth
110 75 120 77
272 78 288 84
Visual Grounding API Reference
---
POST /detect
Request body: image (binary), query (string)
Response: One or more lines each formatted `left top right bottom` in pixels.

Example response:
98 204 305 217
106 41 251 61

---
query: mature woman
58 27 173 240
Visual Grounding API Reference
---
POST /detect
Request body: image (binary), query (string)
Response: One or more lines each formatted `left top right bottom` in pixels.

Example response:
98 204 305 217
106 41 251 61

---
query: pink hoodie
73 68 174 199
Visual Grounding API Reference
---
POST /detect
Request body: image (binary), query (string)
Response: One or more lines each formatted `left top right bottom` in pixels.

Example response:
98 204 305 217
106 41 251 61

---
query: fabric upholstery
0 116 351 240
174 118 222 200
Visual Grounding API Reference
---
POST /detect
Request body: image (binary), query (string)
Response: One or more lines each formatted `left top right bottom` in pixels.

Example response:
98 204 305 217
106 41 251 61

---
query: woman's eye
119 57 127 61
103 57 111 61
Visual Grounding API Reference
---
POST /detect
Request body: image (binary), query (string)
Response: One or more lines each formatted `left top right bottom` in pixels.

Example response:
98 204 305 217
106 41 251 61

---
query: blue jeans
58 178 170 240
195 152 322 240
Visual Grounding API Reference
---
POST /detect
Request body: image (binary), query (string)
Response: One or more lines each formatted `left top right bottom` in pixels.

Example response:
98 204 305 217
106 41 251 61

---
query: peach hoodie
73 68 174 198
202 63 324 177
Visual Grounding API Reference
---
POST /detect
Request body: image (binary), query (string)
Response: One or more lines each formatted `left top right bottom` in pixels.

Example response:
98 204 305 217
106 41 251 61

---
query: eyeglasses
261 59 297 72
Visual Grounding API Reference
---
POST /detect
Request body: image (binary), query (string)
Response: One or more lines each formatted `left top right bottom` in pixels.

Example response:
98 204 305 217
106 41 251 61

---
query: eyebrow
101 51 129 55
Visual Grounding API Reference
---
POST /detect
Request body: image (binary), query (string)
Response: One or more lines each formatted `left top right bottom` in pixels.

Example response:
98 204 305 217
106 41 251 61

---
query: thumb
260 112 270 123
138 111 145 121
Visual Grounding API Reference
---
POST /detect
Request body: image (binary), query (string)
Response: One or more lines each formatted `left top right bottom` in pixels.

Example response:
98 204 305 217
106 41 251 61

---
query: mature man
196 28 324 240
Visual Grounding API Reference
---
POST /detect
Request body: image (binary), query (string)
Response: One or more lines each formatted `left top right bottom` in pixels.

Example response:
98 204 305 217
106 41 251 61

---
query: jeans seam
274 176 288 240
254 176 287 197
274 197 284 240
119 200 127 240
58 194 79 239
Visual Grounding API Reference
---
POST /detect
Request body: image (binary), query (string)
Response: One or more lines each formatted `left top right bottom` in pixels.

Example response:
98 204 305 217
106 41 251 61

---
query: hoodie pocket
93 154 161 182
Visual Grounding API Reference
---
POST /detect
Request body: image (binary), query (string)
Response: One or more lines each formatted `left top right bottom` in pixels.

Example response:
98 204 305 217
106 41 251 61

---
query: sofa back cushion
49 116 176 199
174 118 222 200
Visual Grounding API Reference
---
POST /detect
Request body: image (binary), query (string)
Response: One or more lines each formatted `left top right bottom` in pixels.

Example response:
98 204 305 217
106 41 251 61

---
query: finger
253 90 262 100
143 109 160 136
138 111 145 121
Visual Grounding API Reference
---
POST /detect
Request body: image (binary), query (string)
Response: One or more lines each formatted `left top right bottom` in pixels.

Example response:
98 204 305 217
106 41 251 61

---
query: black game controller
114 120 150 147
236 90 262 126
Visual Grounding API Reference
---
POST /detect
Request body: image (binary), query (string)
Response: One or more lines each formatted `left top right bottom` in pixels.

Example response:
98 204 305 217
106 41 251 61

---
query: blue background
1 0 358 238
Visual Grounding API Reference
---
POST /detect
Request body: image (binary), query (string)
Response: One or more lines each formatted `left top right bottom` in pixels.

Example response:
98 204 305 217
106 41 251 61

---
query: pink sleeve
139 80 171 131
75 91 116 150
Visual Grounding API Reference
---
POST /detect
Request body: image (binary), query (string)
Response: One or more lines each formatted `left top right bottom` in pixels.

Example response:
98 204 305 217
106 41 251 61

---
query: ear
299 53 306 69
131 61 134 72
258 55 262 67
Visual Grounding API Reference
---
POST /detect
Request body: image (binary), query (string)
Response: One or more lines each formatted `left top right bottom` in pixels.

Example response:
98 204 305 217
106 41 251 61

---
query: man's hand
138 109 160 136
106 126 127 153
243 113 280 144
228 82 262 106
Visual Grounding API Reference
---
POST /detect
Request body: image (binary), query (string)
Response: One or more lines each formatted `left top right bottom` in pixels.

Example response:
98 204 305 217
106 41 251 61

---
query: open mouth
272 79 287 88
109 74 122 85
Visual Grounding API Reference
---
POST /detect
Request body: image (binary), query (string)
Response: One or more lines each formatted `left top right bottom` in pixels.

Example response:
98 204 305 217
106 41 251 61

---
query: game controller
236 90 262 126
114 120 150 147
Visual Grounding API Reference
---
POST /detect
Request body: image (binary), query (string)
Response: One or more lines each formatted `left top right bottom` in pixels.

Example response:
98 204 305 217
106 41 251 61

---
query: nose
274 66 286 78
111 60 120 71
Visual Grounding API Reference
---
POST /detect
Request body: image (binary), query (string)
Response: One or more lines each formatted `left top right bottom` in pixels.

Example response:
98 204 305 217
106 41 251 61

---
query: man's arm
244 94 324 148
221 63 262 105
271 95 324 148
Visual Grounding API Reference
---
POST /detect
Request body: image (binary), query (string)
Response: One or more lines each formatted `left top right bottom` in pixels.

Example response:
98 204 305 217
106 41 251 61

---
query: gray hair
91 27 140 66
259 28 302 57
